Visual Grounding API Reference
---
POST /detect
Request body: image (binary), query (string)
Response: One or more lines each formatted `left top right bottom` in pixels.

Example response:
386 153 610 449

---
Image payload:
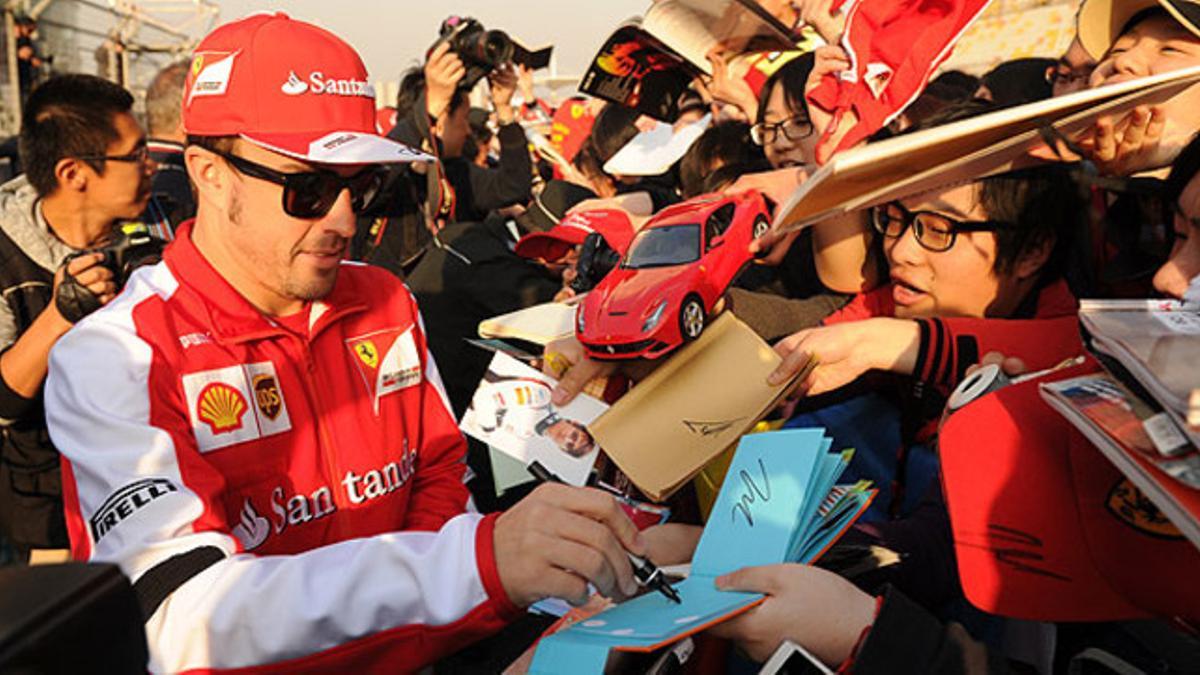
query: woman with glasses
751 52 819 171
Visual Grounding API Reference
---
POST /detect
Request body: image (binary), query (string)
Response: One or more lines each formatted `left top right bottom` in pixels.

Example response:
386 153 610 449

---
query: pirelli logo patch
91 478 178 542
183 362 292 453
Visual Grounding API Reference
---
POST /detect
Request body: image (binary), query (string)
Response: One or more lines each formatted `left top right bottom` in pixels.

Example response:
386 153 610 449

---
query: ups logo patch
253 374 283 421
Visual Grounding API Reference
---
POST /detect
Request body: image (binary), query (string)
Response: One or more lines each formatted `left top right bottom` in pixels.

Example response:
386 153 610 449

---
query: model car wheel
679 295 706 341
752 215 770 239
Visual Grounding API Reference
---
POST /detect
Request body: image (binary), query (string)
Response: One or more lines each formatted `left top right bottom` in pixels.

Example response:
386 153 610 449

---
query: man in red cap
515 205 636 301
44 14 649 672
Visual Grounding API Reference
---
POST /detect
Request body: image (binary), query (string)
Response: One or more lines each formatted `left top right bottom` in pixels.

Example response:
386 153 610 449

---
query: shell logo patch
197 382 248 434
183 362 292 453
1106 478 1183 539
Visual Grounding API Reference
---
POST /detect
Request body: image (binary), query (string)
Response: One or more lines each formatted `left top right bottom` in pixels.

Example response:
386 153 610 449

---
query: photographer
0 74 153 561
362 18 533 274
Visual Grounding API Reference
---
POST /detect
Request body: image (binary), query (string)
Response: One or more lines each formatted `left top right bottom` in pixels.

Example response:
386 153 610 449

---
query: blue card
693 428 826 577
529 428 871 675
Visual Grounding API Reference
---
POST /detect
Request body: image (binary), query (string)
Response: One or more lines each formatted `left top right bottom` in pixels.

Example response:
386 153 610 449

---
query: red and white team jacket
45 222 521 673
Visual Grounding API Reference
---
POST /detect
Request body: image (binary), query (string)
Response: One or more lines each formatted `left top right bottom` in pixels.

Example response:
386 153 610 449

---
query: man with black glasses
0 74 153 563
45 14 650 672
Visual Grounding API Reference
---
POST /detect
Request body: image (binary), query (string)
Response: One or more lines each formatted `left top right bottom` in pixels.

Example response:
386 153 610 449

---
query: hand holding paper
769 318 921 396
709 563 877 665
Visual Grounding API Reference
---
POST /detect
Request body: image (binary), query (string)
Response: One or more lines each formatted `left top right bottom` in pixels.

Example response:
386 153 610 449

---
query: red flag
807 0 993 161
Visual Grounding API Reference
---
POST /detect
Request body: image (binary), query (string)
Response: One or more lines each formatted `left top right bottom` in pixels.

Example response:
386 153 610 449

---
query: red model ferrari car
576 190 771 360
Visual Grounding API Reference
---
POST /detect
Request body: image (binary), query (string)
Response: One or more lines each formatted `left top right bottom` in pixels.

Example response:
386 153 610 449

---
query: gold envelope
588 312 811 501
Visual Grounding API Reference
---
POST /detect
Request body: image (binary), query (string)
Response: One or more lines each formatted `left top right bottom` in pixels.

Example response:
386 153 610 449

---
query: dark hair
679 121 765 198
978 165 1085 282
19 74 134 196
929 70 980 98
467 107 493 145
395 66 467 119
585 103 640 166
892 80 974 132
903 99 1086 283
701 159 773 194
186 134 237 155
572 142 605 182
1118 7 1171 46
755 52 816 125
145 61 189 136
1165 133 1200 207
979 58 1055 108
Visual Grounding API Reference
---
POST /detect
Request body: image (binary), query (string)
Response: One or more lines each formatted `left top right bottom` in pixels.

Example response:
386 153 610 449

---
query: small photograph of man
534 414 596 458
460 352 606 484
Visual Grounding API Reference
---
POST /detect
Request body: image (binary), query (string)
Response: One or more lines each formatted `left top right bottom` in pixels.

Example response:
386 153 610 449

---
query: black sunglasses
871 201 1014 253
213 149 386 219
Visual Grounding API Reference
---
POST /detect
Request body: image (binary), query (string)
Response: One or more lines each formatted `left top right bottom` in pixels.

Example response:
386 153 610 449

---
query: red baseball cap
183 13 430 165
939 364 1200 622
515 208 636 262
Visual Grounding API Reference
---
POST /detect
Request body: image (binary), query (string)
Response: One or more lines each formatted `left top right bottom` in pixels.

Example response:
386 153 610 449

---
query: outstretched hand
709 563 876 665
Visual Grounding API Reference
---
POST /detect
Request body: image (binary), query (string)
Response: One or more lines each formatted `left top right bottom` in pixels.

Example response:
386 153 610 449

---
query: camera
433 16 513 90
55 223 165 323
95 223 166 285
570 232 622 295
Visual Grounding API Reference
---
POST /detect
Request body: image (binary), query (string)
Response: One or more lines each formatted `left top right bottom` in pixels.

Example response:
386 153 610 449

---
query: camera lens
479 30 513 66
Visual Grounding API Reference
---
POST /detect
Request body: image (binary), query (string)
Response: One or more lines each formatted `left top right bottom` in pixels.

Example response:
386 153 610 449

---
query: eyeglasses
213 149 387 219
750 115 814 146
77 144 151 165
1046 64 1093 89
871 202 1014 253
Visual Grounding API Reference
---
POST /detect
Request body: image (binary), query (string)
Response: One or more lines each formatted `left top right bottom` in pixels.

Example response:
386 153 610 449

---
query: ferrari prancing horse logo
355 340 379 369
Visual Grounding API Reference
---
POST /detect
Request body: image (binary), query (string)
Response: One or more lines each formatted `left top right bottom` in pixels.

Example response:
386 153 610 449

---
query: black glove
54 252 105 324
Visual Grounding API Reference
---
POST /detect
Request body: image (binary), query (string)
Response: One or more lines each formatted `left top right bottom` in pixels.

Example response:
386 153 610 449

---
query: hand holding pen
492 471 652 608
528 461 682 604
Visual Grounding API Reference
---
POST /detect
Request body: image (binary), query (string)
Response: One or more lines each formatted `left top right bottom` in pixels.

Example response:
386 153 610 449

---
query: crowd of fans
0 0 1198 673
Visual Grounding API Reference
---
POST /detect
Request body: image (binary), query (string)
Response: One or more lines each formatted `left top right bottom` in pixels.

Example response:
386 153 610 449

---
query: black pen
527 460 682 604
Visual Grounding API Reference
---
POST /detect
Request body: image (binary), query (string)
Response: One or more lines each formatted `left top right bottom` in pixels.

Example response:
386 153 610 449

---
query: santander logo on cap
281 71 308 95
280 69 375 98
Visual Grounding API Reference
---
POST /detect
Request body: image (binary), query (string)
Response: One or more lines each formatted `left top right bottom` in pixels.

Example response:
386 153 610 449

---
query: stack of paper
478 300 579 346
1041 373 1200 549
529 428 874 674
589 312 813 501
1042 374 1200 490
1078 299 1200 449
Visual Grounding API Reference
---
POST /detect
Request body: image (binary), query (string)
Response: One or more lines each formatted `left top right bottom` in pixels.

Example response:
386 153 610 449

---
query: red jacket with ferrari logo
46 222 520 673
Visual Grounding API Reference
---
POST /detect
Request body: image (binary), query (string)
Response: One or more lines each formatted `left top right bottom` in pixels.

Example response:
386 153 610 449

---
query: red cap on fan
515 208 636 262
183 12 430 165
